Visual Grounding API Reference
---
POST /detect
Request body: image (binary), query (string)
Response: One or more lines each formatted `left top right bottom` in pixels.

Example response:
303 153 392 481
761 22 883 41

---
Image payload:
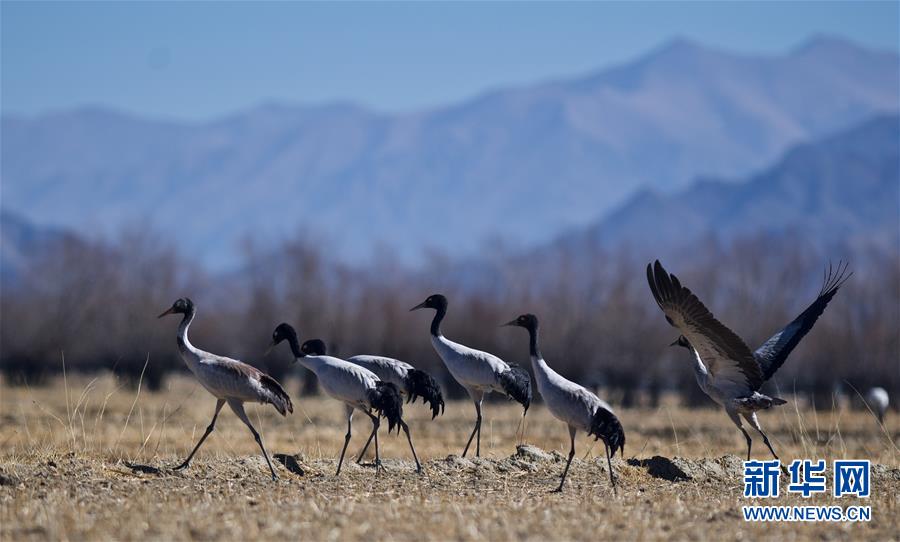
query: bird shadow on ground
627 456 691 482
273 454 305 476
123 462 162 475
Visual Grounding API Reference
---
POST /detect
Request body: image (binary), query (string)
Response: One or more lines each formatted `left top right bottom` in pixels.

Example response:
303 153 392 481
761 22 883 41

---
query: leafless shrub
3 227 897 405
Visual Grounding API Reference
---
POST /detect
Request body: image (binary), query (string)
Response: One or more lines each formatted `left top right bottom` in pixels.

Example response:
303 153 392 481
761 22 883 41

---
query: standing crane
158 298 292 480
346 354 444 464
410 294 532 457
268 323 421 474
647 260 850 461
504 313 624 493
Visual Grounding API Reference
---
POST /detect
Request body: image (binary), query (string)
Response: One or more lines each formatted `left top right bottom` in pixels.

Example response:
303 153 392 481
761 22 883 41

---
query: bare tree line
2 227 897 409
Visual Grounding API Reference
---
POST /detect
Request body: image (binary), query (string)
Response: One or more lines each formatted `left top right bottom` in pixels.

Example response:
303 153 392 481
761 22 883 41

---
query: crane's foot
359 459 385 473
172 461 190 471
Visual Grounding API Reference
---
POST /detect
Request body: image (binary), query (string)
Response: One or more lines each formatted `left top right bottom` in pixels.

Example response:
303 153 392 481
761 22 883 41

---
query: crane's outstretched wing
647 260 763 393
754 261 851 381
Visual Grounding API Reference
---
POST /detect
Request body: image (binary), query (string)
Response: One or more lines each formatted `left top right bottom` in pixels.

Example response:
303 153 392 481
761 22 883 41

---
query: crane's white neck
530 355 553 386
690 348 710 390
177 310 197 354
525 324 551 382
174 309 204 375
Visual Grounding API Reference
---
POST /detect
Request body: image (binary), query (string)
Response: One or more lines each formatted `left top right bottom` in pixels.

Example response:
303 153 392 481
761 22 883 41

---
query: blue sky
2 1 898 121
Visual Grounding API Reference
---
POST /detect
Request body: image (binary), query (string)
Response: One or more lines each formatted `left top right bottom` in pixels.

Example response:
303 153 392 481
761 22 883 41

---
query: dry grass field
1 374 897 541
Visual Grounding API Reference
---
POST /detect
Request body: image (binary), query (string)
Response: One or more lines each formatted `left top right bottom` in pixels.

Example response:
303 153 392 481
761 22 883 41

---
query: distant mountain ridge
2 36 897 268
0 211 80 285
554 114 900 260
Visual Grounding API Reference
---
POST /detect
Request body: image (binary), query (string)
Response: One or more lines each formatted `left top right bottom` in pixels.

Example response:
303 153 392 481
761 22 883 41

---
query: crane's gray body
347 355 413 391
531 354 614 433
296 354 380 411
431 334 512 398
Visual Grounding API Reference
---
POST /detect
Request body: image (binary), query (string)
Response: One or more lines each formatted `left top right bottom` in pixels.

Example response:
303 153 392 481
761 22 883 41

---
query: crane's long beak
501 318 518 327
157 307 176 318
263 341 275 357
669 339 679 347
409 301 427 311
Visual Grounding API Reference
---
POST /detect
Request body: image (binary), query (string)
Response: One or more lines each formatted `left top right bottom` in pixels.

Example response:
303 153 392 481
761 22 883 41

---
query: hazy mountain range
555 114 899 260
0 211 79 284
3 113 898 286
1 35 898 268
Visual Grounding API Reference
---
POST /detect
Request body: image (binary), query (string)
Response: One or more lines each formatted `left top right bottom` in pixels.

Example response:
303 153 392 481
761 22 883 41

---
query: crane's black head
157 297 194 318
503 313 539 332
410 293 447 312
267 323 302 358
270 323 297 347
300 339 327 356
670 335 691 350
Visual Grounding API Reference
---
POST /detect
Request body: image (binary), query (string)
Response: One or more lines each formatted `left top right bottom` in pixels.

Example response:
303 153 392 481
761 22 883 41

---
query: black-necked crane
158 298 292 480
504 313 625 493
647 260 850 462
346 354 444 463
866 387 889 424
268 323 421 474
410 294 532 457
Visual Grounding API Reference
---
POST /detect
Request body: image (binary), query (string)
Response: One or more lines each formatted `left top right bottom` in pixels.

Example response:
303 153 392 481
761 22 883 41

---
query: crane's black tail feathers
736 394 788 410
499 364 532 414
404 368 445 419
259 374 294 416
368 381 403 434
589 407 625 457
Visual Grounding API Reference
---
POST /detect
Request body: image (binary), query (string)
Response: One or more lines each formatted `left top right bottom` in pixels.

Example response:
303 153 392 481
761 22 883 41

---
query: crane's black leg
744 412 787 475
400 420 422 473
174 399 225 471
228 400 278 480
605 441 617 496
760 431 779 461
519 409 528 445
336 408 354 476
364 412 383 471
476 412 482 457
728 410 753 460
462 398 483 458
372 414 383 470
356 415 378 464
741 427 753 460
553 426 577 493
748 418 779 461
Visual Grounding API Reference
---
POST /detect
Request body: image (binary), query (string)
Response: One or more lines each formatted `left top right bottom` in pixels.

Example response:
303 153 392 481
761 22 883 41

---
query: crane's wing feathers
498 363 532 414
405 368 445 419
256 373 294 416
348 355 414 375
589 402 625 457
648 260 763 392
366 381 403 434
754 261 851 380
201 355 293 416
